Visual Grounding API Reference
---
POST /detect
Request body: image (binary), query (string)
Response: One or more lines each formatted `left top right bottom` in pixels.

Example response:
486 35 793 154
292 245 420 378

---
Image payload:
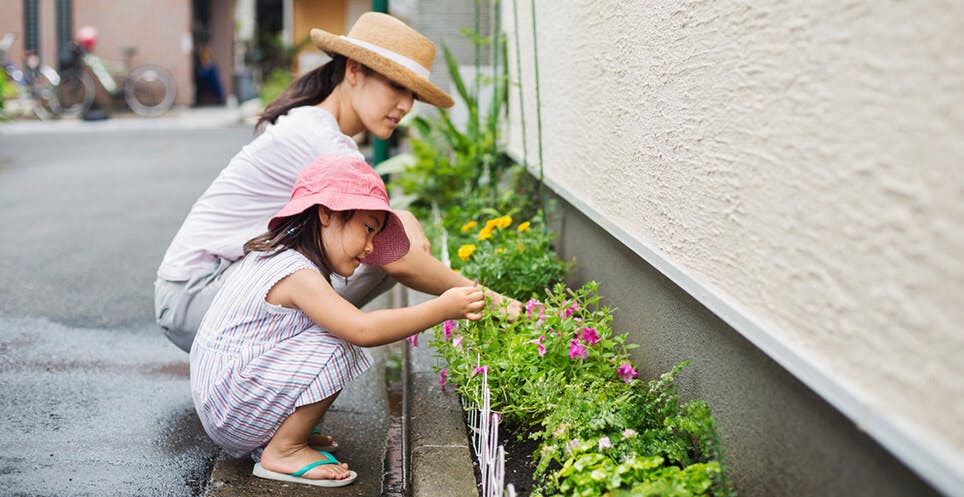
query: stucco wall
504 0 963 491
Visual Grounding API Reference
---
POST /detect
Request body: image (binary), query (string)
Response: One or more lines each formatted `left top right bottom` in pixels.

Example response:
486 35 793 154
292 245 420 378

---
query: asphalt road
0 122 252 496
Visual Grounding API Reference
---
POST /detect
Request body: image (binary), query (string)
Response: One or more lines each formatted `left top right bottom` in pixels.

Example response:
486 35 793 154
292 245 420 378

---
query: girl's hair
243 207 355 283
257 55 349 130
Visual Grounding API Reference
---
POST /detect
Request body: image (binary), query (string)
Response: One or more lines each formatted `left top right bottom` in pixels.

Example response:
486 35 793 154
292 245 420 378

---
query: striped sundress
190 248 373 459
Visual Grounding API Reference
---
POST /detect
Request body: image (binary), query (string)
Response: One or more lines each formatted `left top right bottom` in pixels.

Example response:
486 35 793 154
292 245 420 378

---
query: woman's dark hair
243 206 354 283
256 55 349 130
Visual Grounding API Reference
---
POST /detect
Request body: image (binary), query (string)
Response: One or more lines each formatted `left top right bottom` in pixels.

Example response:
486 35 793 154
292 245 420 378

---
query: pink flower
406 334 418 347
439 368 448 388
598 436 612 450
452 336 464 348
529 335 547 357
566 438 582 455
568 339 587 360
525 299 544 321
617 363 638 383
442 320 456 340
560 301 580 318
578 327 600 345
472 365 489 376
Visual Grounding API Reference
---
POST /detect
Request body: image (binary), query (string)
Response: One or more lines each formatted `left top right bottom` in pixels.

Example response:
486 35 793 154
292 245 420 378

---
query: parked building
504 2 962 497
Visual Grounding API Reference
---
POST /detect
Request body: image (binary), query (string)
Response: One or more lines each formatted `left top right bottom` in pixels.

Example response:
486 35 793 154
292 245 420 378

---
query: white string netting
463 355 517 497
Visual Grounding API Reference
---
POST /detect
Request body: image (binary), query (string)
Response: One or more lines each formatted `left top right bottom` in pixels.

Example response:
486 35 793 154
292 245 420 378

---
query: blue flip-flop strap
290 452 339 477
311 427 321 435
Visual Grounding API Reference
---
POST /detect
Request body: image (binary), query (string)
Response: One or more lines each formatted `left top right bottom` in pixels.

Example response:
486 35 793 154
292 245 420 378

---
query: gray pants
154 257 396 352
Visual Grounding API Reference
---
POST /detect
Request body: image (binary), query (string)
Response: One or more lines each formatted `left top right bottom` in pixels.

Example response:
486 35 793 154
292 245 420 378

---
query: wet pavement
0 118 238 496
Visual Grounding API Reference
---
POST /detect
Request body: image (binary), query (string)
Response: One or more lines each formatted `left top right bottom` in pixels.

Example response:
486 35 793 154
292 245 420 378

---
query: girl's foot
259 444 352 482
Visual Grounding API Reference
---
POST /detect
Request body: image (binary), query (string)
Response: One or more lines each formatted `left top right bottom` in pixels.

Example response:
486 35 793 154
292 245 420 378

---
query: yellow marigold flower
496 215 512 229
458 244 477 261
460 220 478 232
496 247 505 254
477 226 493 241
517 221 531 232
484 218 500 230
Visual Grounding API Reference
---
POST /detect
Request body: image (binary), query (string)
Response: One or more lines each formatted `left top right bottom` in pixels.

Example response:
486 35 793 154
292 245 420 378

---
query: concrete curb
407 289 480 497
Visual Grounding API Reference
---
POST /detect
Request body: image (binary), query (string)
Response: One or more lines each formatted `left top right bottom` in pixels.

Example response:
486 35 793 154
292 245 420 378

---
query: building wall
292 0 346 50
73 0 193 106
1 0 223 108
505 0 963 495
210 0 235 99
412 0 491 114
551 191 941 497
0 2 26 67
290 0 368 76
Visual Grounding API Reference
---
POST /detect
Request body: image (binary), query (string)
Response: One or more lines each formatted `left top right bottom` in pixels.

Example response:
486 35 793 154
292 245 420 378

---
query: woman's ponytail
256 55 348 131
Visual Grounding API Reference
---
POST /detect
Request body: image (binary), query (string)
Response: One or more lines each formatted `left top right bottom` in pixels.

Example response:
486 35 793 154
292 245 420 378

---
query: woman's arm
269 269 484 347
382 248 523 319
394 209 432 253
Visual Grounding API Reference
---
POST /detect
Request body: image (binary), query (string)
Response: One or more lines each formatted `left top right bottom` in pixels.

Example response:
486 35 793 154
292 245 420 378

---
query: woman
155 12 518 352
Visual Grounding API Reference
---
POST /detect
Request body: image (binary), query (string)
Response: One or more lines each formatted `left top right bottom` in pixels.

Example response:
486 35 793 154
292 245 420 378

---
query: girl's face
349 63 415 139
319 207 386 277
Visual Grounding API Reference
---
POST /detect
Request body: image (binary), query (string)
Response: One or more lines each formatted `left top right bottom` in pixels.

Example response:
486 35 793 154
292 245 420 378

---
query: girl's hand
439 286 486 321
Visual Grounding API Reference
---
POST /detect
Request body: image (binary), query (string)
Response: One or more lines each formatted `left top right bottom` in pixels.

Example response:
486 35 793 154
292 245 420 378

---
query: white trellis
464 356 517 497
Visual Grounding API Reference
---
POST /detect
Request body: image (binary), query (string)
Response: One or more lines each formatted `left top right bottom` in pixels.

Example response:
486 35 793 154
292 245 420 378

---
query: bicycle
57 42 176 117
0 33 61 120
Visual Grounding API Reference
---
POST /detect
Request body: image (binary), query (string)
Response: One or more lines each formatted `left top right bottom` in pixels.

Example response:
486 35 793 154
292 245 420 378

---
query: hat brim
311 29 454 109
269 192 411 266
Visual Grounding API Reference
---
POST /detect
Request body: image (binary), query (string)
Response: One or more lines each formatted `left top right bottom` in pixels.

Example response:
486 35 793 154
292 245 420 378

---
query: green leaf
374 153 415 174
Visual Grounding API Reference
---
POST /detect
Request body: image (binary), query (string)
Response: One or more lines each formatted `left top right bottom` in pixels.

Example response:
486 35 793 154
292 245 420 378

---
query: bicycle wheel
56 69 95 117
124 64 175 117
28 64 62 119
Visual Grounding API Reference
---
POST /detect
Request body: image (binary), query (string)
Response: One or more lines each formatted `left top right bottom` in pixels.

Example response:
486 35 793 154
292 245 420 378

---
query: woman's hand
482 288 522 321
395 209 431 254
439 286 486 321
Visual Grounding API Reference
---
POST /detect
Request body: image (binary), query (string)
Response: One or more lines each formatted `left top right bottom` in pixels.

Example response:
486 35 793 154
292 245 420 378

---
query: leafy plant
393 34 518 219
432 282 636 426
450 212 571 299
258 67 292 106
531 361 736 496
428 281 734 496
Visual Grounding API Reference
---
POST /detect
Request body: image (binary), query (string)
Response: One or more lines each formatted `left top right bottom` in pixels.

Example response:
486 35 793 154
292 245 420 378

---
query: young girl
190 155 485 487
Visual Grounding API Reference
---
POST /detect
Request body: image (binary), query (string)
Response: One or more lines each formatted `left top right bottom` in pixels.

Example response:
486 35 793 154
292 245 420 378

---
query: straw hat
311 12 454 108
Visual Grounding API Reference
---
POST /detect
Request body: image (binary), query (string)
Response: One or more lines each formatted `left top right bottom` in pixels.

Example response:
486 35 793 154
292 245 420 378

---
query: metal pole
55 0 72 69
372 0 390 167
23 0 40 54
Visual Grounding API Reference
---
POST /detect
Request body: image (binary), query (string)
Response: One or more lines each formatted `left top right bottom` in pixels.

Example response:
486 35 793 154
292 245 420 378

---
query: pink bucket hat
269 155 410 266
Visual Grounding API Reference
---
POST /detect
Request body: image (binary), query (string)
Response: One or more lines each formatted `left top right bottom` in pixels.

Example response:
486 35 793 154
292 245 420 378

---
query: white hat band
340 35 431 80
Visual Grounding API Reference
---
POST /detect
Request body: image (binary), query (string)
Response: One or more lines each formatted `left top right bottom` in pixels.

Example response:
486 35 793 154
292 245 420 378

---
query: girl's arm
268 269 484 347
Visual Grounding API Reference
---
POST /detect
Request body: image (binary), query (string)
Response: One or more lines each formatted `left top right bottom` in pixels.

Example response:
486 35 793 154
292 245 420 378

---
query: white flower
598 437 613 450
621 428 638 440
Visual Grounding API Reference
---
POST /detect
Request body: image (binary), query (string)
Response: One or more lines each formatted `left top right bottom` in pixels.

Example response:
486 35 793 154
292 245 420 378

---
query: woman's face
320 208 385 277
349 64 415 139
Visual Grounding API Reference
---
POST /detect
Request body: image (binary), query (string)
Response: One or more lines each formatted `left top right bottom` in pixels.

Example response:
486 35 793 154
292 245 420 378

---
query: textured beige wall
505 0 963 474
